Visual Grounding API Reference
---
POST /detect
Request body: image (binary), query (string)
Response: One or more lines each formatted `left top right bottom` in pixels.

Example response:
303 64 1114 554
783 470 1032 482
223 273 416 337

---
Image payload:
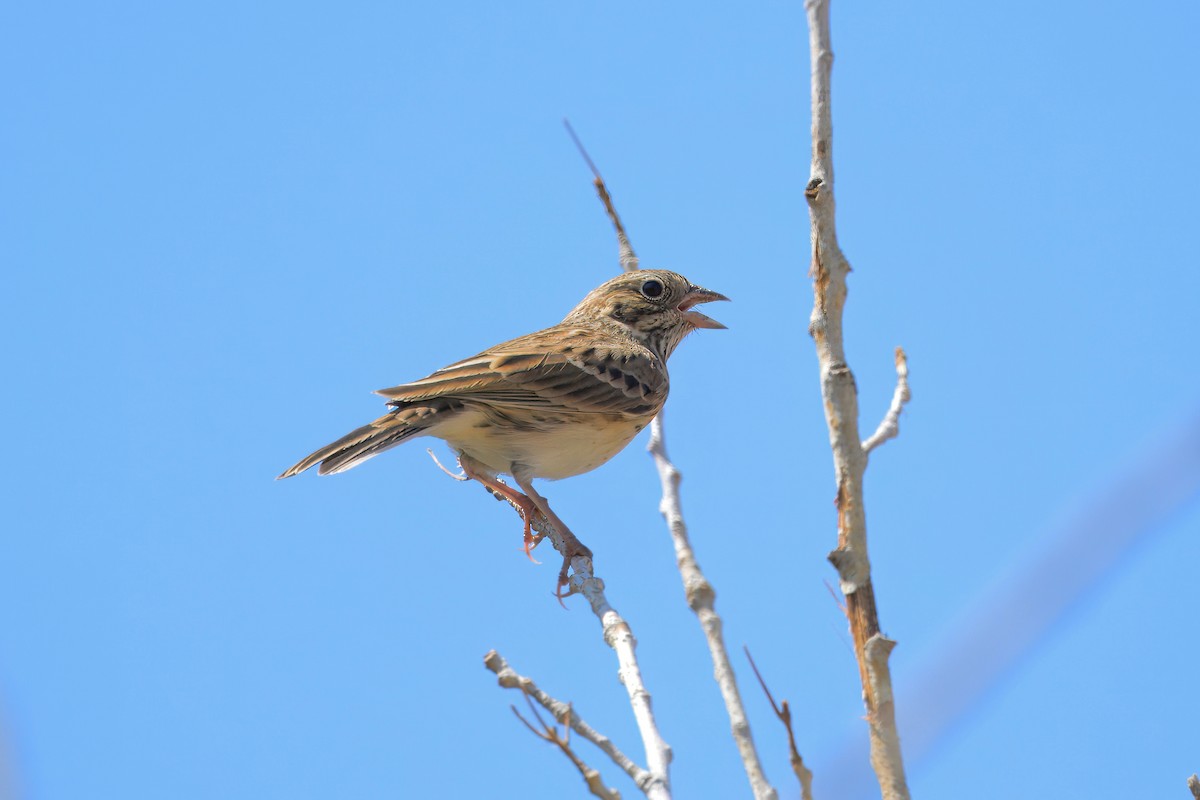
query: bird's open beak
678 286 730 330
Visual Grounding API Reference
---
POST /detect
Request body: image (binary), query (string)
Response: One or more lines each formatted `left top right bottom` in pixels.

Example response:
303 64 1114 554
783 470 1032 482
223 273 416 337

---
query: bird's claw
520 513 542 564
555 560 575 608
552 541 593 608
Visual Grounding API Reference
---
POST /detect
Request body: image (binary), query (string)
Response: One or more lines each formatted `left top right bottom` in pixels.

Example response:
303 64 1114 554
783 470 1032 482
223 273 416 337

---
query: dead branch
802 1 912 798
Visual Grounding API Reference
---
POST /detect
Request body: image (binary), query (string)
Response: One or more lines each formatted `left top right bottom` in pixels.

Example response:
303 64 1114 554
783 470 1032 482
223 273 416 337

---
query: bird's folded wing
375 331 666 417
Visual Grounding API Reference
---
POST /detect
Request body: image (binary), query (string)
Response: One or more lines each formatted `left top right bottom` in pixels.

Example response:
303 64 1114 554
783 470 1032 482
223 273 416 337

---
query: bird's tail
277 410 427 479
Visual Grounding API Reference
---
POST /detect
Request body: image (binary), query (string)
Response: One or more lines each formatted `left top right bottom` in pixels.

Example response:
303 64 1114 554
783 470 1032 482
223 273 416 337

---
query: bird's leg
457 454 541 561
511 471 593 600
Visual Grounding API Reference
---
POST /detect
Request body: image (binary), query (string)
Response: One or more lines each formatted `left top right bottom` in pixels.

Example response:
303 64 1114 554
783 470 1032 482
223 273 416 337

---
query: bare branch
803 1 911 798
510 696 623 800
744 648 815 800
861 347 911 455
1188 773 1200 800
567 126 778 800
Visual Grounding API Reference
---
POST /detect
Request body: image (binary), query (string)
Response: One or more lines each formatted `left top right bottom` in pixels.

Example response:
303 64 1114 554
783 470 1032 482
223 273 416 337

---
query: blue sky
3 1 1198 798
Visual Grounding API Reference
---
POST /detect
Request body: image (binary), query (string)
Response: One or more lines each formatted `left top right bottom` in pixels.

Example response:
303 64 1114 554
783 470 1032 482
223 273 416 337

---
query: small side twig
861 348 911 455
1187 773 1200 800
511 695 622 800
744 648 815 800
567 123 776 800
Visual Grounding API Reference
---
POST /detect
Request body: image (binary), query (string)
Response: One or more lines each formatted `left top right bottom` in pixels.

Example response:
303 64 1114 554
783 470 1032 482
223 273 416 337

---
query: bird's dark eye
640 279 664 299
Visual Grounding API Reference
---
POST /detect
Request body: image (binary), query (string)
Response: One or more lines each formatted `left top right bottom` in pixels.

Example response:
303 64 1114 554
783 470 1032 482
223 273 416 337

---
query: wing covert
374 326 667 417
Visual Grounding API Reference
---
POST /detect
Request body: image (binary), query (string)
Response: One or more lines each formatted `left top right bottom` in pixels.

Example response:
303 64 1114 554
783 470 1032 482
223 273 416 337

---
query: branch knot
684 576 715 612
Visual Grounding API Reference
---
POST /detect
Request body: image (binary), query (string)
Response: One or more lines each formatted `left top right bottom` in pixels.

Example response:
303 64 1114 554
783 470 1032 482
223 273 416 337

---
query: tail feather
277 411 427 479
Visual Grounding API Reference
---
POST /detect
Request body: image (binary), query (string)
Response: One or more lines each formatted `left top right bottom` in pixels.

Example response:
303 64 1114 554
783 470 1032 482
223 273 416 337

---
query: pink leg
458 454 542 561
511 470 593 599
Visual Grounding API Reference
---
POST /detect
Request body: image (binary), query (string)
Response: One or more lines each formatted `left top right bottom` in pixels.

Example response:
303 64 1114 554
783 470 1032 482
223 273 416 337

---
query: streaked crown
562 270 729 360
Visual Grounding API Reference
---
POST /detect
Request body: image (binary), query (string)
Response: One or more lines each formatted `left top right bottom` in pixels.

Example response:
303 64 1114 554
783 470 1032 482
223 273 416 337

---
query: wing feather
374 325 667 418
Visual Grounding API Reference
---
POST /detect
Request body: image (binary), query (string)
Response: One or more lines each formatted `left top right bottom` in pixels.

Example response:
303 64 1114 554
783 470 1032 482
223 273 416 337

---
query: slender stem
649 421 778 800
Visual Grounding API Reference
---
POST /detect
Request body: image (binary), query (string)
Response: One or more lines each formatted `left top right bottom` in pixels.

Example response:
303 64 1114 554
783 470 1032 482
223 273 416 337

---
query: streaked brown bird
279 269 728 590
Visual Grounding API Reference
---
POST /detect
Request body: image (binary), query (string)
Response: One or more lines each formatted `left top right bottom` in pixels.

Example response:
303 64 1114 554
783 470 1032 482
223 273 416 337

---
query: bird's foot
553 535 593 607
457 455 545 564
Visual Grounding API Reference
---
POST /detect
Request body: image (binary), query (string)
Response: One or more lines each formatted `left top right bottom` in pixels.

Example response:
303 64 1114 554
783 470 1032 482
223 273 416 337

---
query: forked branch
482 501 672 799
486 649 650 792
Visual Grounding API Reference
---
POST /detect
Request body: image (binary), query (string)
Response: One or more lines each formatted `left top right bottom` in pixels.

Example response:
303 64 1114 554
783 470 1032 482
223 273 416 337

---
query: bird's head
564 270 729 359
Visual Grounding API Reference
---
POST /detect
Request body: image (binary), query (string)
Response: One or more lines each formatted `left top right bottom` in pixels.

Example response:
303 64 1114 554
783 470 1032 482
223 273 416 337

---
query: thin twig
803 1 911 798
744 648 815 800
568 125 777 800
511 696 623 800
861 348 911 455
564 119 639 273
486 650 651 794
563 119 604 184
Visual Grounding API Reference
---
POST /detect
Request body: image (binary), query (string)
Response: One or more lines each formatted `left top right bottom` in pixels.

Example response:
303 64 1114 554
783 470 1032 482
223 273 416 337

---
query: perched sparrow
279 269 728 589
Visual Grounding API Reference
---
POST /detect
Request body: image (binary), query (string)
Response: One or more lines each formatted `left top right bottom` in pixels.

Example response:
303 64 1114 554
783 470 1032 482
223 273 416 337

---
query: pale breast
429 407 650 480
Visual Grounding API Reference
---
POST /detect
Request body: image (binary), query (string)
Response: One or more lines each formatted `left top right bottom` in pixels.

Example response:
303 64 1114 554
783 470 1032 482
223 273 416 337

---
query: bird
279 269 728 592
